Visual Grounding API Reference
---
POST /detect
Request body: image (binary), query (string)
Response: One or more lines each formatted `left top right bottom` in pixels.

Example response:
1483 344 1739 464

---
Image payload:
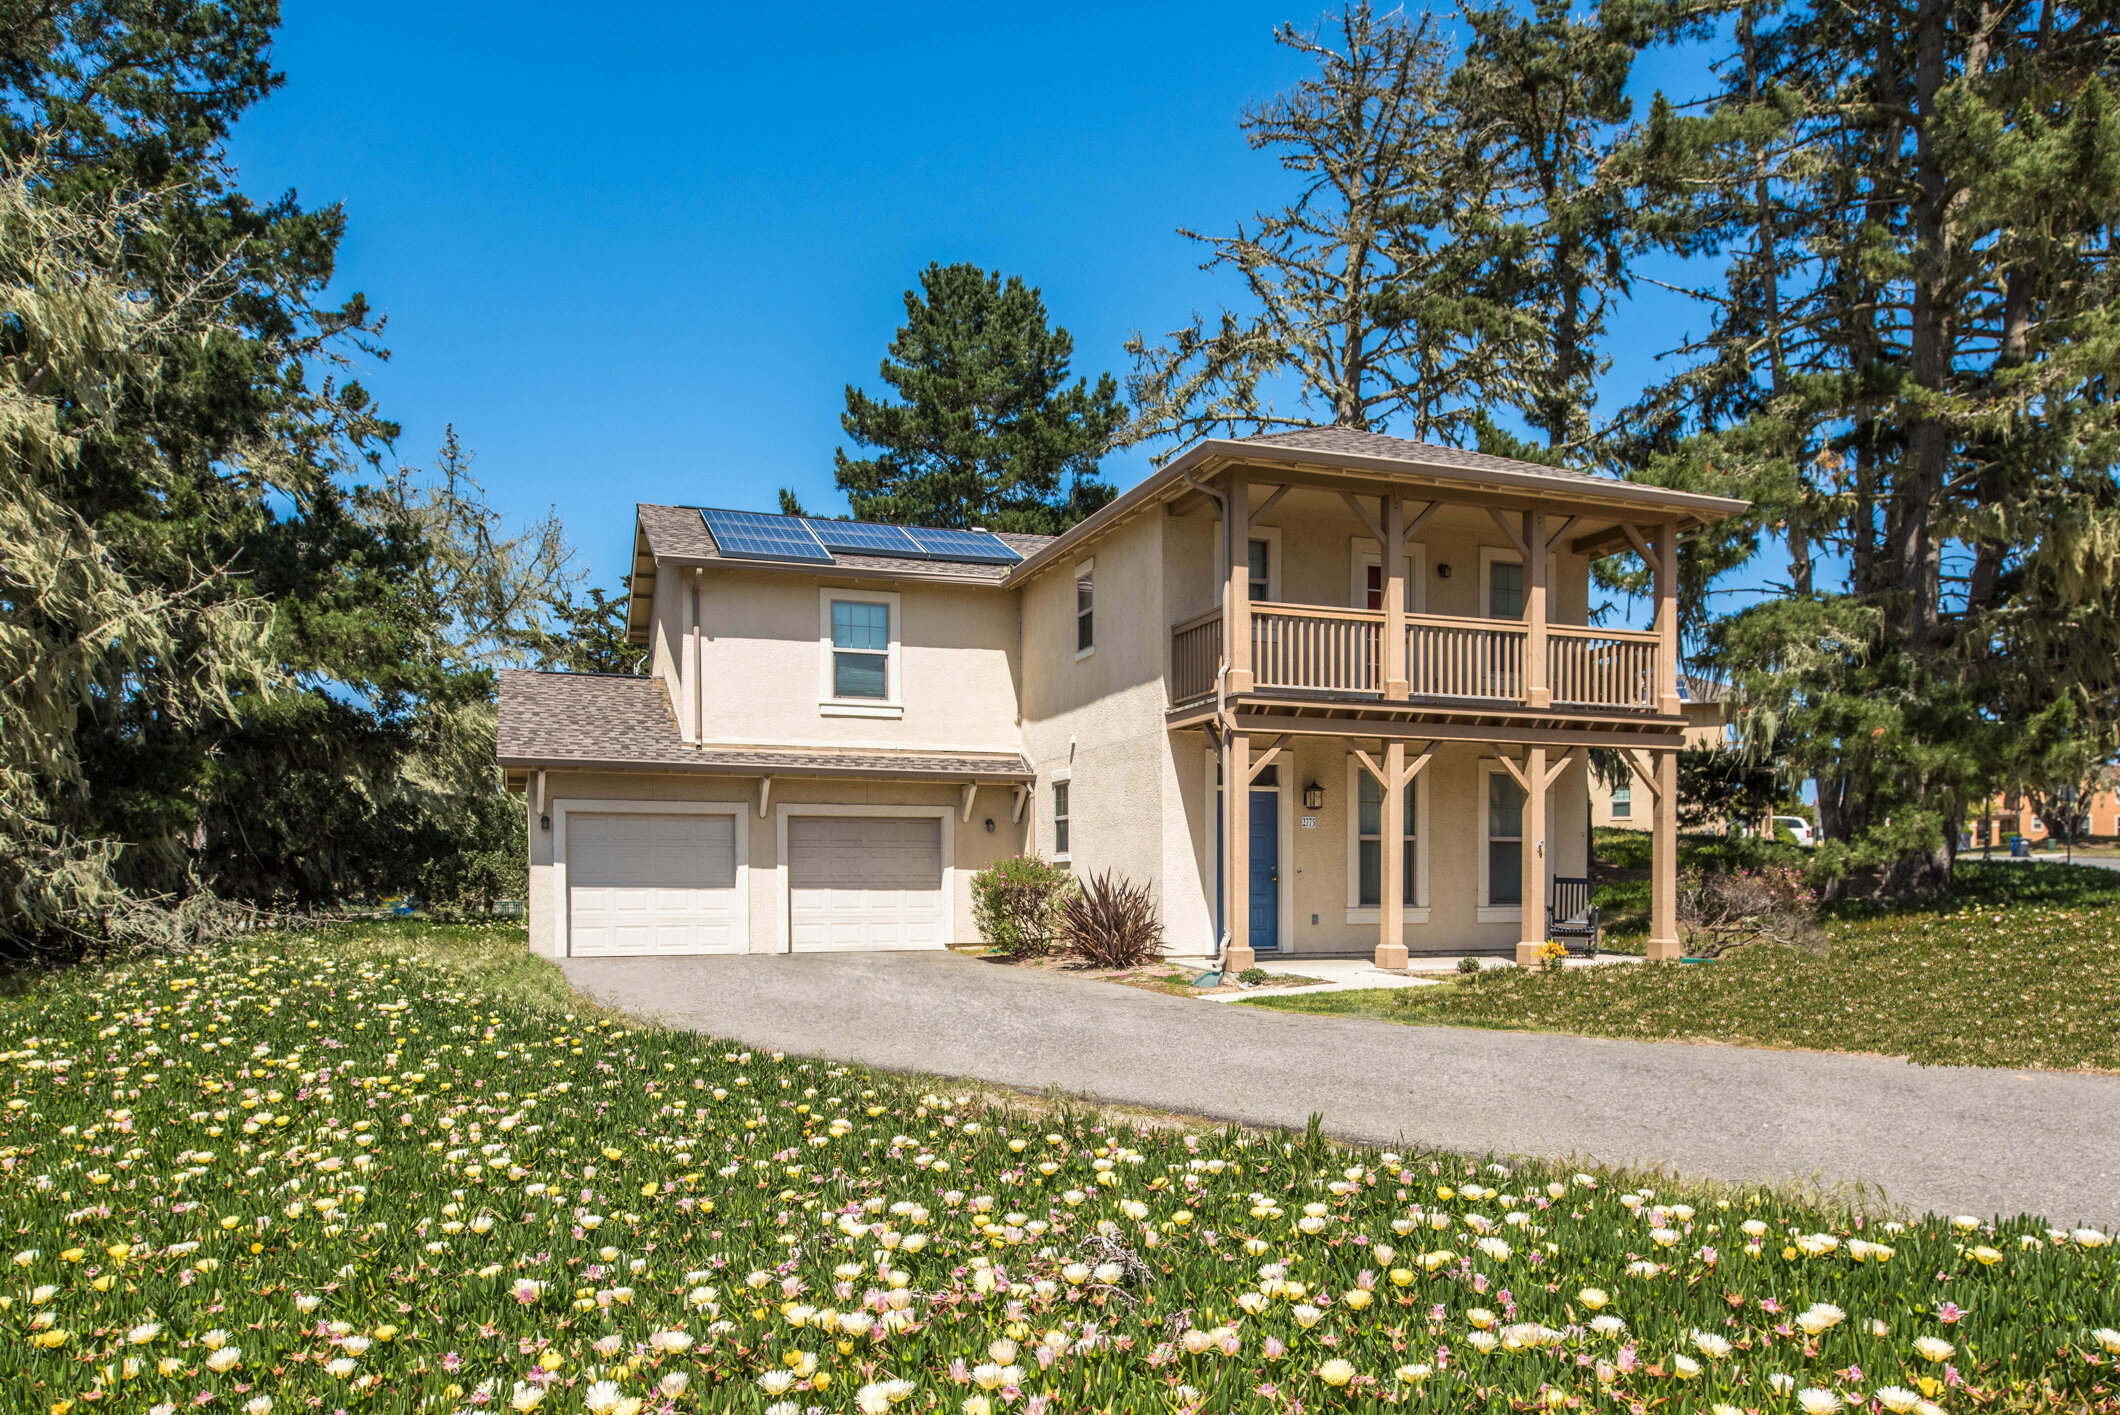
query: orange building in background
1969 786 2120 848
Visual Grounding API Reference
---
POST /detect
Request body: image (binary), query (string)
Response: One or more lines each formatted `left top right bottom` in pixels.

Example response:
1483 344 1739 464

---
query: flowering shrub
969 856 1073 957
2 938 2116 1414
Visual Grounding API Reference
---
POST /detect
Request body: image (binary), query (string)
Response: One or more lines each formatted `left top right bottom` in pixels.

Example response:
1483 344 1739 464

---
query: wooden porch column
1378 738 1407 969
1383 496 1409 700
1648 746 1681 960
1655 518 1681 715
1224 730 1254 972
1524 509 1551 708
1226 473 1254 693
1515 743 1549 966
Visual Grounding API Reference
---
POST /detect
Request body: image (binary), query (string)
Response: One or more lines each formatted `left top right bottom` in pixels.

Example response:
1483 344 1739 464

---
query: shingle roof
496 670 1033 779
635 505 1056 581
1239 427 1608 488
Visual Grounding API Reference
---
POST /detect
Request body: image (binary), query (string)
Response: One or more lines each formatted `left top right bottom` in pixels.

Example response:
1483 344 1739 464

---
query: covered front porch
1182 712 1683 969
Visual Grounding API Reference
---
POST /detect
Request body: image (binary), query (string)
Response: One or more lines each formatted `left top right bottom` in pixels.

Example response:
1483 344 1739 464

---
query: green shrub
1456 954 1482 974
969 854 1073 956
1237 965 1268 984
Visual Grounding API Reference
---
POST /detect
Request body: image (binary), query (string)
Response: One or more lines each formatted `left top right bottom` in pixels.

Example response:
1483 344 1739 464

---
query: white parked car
1771 815 1816 846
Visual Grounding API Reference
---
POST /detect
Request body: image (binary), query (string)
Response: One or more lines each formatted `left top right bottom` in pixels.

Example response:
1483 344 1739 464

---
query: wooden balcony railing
1547 625 1660 710
1254 604 1383 694
1406 614 1525 701
1169 608 1224 704
1169 601 1664 713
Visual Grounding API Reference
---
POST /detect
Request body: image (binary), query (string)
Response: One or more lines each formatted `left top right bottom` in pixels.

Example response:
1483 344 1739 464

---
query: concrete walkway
560 950 2120 1228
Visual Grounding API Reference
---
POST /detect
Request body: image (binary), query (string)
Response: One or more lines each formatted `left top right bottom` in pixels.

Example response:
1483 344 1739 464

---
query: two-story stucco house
497 429 1747 970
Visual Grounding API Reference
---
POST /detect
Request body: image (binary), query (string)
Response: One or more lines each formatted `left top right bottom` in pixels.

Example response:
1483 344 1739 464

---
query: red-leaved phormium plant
1060 870 1164 969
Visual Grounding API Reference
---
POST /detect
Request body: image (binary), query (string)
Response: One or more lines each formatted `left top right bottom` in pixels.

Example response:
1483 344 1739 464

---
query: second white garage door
566 811 743 956
787 816 946 950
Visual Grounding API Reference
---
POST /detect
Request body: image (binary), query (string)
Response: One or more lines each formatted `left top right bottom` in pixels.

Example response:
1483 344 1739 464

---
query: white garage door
567 811 742 955
788 816 946 951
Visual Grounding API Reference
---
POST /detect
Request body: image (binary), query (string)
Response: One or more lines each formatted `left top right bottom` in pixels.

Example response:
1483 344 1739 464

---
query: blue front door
1249 789 1279 951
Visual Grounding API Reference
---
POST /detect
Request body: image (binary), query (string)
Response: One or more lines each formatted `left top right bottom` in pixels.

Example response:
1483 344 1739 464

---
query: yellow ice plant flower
1317 1358 1356 1387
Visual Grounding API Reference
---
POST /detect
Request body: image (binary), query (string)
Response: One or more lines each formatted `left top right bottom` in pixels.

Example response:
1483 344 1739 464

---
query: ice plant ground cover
1251 876 2120 1072
3 936 2118 1415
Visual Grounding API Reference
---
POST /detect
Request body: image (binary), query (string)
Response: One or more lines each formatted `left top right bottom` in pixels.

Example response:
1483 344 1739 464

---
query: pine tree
1620 0 2120 894
1126 4 1538 449
833 262 1124 533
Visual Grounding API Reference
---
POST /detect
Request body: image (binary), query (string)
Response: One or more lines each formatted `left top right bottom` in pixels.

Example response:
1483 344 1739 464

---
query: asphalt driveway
560 950 2120 1228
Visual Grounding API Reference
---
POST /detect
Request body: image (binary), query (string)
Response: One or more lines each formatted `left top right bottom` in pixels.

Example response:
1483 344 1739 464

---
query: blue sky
227 1 1734 589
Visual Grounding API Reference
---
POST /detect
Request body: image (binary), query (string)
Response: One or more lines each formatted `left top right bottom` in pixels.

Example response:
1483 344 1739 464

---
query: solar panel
905 527 1022 563
806 519 922 556
699 507 833 563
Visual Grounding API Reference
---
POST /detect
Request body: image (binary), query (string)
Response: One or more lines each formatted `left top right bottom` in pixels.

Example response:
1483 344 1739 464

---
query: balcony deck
1170 603 1663 714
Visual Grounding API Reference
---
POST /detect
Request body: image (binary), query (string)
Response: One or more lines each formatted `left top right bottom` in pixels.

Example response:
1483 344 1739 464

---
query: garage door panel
567 811 742 956
787 816 946 951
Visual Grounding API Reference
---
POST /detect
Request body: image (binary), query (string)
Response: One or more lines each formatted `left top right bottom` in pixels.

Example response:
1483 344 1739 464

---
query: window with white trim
1487 770 1524 906
1052 780 1071 857
830 599 889 698
1076 560 1094 654
1611 782 1632 819
818 588 902 715
1357 770 1416 906
1248 539 1272 602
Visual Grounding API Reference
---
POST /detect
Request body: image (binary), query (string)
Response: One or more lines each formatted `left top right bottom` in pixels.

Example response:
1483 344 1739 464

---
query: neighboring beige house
497 429 1747 968
1589 675 1730 829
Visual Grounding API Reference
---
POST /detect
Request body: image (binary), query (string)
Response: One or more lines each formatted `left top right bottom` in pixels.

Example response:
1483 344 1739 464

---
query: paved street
562 950 2120 1228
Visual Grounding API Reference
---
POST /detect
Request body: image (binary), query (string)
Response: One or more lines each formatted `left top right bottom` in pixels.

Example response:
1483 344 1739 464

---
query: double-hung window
1487 770 1524 906
1488 559 1525 619
1052 780 1071 857
830 599 889 699
1357 771 1417 906
1611 782 1632 819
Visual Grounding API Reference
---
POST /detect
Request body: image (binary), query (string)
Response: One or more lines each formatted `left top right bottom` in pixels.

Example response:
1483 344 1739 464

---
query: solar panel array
696 508 1023 566
698 508 832 563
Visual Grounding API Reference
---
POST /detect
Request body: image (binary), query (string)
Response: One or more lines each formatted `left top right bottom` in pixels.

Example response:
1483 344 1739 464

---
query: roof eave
494 753 1035 783
1004 437 1753 585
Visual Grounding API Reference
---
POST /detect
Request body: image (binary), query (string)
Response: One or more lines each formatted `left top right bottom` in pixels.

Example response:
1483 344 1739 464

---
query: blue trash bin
2010 837 2030 858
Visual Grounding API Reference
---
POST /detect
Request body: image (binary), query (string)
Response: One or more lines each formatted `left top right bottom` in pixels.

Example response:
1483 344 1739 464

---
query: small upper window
1053 780 1071 856
1076 561 1094 654
1248 538 1271 603
831 599 889 699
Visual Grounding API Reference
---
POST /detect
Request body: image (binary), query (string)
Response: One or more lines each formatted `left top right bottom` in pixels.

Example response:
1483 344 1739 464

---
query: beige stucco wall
1015 510 1220 949
523 768 1025 958
653 570 1023 754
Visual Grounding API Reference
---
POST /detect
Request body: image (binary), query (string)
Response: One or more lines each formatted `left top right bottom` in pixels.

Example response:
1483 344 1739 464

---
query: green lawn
1254 862 2120 1071
4 929 2117 1414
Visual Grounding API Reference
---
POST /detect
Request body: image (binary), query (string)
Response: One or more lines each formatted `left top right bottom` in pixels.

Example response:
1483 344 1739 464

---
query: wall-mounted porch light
1436 562 1453 579
1302 781 1325 810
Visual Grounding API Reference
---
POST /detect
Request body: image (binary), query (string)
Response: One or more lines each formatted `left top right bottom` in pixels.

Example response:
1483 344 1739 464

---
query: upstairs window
1488 559 1525 619
1248 538 1271 602
830 599 889 699
1076 560 1094 654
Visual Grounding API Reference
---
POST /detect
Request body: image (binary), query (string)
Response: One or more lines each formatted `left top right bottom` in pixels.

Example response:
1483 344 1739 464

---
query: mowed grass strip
3 932 2117 1413
1251 863 2120 1071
